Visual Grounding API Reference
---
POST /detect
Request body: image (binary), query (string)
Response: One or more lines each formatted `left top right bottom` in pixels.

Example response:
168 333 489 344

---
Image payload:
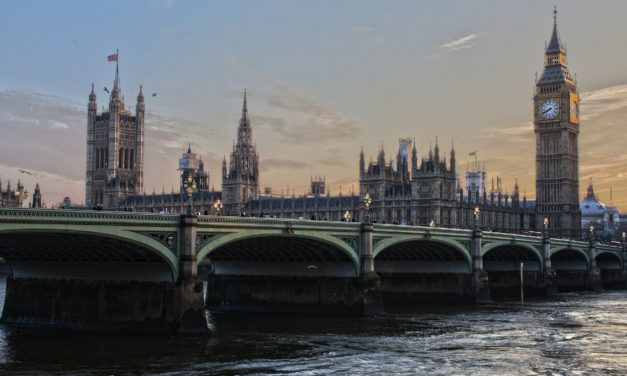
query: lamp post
14 190 28 208
473 207 480 232
362 193 372 223
589 225 595 245
543 217 549 241
429 220 436 228
622 232 626 251
183 175 197 215
213 199 223 216
343 210 351 222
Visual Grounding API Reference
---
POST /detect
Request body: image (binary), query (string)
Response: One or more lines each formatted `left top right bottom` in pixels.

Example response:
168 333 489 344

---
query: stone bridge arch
197 232 360 277
550 246 589 270
372 236 471 274
0 227 178 282
595 250 622 270
481 241 543 271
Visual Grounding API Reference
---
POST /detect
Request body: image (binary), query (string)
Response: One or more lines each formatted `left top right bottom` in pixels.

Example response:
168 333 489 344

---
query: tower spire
546 6 565 53
242 88 248 113
113 49 120 92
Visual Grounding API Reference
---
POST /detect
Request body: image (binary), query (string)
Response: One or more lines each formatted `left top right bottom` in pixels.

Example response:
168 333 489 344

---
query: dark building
534 8 581 238
221 90 260 215
85 62 145 208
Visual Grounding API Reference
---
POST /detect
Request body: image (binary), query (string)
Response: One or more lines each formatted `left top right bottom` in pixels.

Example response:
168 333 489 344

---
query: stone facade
534 9 581 239
222 90 259 215
0 179 28 208
85 63 144 208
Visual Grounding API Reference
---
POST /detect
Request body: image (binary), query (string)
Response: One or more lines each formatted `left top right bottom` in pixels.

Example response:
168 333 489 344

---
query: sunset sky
1 0 627 208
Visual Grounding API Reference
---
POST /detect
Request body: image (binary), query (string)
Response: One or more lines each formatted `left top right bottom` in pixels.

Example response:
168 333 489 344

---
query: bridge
0 208 625 333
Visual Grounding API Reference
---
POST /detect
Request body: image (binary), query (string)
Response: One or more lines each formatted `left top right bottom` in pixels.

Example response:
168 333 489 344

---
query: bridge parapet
0 208 180 225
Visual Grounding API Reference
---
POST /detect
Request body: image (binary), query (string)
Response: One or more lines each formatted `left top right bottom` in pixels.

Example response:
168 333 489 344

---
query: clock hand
542 108 551 114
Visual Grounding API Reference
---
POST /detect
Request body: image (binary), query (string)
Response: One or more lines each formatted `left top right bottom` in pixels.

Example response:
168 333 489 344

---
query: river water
0 278 625 375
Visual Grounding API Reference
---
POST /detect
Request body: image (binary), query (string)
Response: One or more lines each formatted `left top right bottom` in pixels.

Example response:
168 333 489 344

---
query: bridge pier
586 243 602 292
176 215 210 334
471 227 492 304
359 223 384 316
543 236 559 296
0 214 209 335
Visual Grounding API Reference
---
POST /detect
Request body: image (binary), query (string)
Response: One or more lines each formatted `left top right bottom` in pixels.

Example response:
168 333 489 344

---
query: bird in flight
152 92 158 97
103 87 110 94
17 170 32 175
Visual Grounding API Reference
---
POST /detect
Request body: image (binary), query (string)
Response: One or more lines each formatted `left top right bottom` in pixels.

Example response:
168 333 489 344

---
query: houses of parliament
90 10 585 239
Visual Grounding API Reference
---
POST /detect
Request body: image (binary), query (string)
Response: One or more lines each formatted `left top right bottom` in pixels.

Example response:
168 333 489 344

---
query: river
0 278 625 375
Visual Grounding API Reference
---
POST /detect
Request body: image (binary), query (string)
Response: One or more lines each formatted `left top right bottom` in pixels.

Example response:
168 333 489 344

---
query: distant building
31 183 42 208
0 179 28 208
178 145 209 193
580 182 620 241
85 62 144 208
113 10 599 238
534 8 581 238
221 90 260 215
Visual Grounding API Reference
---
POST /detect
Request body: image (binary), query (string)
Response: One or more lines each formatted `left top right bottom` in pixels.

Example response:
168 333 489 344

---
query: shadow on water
0 274 625 375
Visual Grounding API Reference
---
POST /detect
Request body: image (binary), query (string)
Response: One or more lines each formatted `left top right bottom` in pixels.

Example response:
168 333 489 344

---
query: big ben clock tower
534 7 581 239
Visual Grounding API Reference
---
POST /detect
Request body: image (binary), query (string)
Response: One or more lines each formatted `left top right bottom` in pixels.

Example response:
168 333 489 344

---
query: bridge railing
0 208 180 224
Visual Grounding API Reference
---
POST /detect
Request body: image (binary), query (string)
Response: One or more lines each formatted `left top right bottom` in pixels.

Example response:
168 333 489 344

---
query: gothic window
130 149 135 170
95 148 100 169
105 149 109 168
119 148 123 168
124 149 129 169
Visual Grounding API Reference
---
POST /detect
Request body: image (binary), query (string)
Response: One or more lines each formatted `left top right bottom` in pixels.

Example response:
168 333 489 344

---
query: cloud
439 33 483 52
261 158 311 172
349 26 374 34
317 147 346 166
477 122 533 141
163 0 175 8
264 92 360 145
0 89 220 206
580 84 627 121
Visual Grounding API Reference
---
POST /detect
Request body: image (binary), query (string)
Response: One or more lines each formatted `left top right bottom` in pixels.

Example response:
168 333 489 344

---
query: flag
107 53 118 62
469 151 476 157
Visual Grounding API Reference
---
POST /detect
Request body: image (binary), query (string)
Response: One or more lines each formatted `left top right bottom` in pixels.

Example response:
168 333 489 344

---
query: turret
88 83 97 112
450 140 456 173
109 61 124 111
32 183 42 208
359 145 365 176
136 84 145 114
411 142 418 174
433 137 440 165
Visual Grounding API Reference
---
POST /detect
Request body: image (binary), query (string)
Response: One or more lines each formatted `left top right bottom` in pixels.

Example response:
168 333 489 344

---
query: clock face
570 100 578 119
539 99 559 120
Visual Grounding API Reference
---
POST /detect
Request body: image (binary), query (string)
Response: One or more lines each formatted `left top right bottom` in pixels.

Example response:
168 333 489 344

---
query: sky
1 0 627 208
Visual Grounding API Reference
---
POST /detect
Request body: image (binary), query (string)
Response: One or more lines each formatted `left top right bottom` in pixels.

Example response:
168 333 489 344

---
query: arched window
130 149 135 170
124 149 129 169
119 148 123 168
95 148 100 169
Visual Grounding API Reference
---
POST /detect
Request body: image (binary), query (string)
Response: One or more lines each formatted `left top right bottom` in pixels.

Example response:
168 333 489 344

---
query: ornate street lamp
213 199 223 216
429 220 436 228
343 210 351 222
473 207 480 231
14 190 28 208
363 193 372 223
543 217 549 240
589 225 595 245
622 231 626 249
183 175 197 215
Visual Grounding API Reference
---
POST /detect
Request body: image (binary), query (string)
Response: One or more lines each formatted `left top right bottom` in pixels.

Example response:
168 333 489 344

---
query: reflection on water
0 278 625 375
